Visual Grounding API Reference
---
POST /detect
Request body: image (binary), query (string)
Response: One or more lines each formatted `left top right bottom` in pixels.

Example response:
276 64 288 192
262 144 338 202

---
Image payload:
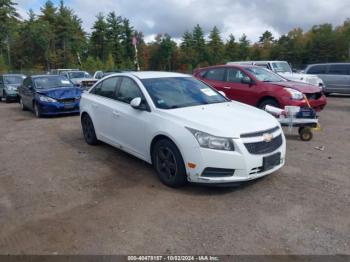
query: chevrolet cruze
80 72 286 188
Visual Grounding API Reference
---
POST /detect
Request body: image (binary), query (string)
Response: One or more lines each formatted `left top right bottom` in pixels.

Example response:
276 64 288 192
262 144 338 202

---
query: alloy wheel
155 146 178 181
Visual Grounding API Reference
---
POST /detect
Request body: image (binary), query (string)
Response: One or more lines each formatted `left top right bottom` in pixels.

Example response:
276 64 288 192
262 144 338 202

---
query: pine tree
180 31 195 71
121 18 135 66
0 0 20 68
225 34 238 62
192 24 207 67
90 13 108 63
208 26 225 65
106 11 124 66
238 34 250 60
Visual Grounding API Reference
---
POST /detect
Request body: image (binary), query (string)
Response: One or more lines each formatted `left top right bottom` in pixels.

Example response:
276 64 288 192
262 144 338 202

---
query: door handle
112 110 120 118
223 86 231 90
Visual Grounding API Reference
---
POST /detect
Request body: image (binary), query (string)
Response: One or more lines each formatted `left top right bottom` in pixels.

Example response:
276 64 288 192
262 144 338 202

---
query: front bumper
4 91 19 100
37 100 80 115
183 129 286 184
280 95 327 112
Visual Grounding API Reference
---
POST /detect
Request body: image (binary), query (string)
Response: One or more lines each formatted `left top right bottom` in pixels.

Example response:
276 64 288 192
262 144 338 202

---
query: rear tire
258 98 280 110
324 92 330 96
81 114 98 145
152 139 187 188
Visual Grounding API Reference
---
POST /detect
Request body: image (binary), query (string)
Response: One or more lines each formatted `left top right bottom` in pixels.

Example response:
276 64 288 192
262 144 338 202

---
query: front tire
81 114 98 145
33 103 41 118
152 139 187 188
258 98 280 110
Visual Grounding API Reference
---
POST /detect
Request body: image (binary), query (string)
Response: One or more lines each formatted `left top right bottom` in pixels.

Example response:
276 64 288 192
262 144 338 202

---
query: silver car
305 63 350 95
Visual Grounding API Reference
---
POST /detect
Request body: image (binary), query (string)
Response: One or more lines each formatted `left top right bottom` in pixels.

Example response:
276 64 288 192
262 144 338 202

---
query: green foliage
105 53 115 70
208 26 225 65
2 1 350 73
0 55 8 72
238 34 250 60
225 34 239 62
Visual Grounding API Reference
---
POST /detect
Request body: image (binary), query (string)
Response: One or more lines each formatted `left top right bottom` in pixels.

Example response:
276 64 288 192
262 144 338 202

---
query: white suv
80 72 286 187
227 61 324 89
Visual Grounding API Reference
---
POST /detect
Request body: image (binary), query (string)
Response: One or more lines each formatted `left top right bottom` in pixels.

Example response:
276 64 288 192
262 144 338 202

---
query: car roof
3 74 26 77
31 75 66 79
108 71 192 79
227 61 287 64
199 64 261 70
307 63 350 66
65 70 87 73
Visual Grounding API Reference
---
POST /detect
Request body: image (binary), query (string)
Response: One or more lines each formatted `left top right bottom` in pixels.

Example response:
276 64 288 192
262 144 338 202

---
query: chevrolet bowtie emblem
263 133 273 142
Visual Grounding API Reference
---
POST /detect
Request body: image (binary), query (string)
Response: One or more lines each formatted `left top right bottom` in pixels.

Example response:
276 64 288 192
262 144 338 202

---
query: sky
15 0 350 43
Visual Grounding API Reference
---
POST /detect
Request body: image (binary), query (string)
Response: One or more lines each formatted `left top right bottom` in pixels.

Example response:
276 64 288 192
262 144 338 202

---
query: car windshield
4 76 24 85
245 67 286 82
68 71 90 79
271 62 292 73
141 77 228 110
34 76 73 89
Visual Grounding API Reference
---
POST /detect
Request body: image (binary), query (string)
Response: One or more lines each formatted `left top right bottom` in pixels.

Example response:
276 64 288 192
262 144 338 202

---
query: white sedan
80 72 286 187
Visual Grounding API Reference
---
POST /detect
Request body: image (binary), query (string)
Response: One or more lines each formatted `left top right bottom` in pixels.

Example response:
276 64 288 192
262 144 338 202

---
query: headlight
39 95 57 103
186 128 234 151
284 88 304 100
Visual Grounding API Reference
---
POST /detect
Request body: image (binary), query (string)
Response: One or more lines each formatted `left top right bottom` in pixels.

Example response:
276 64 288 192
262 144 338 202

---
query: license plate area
63 103 75 109
263 152 281 171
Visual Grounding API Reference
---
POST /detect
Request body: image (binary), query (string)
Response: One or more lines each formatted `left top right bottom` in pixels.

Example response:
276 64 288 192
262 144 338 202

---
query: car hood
5 84 21 89
278 72 322 85
269 81 321 93
36 87 82 99
162 102 280 138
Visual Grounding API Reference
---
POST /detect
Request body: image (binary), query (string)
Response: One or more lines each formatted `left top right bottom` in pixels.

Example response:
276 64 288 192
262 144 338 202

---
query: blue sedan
18 75 82 117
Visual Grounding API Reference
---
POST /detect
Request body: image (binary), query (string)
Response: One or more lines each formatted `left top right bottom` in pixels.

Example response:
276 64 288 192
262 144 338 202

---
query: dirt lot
0 97 349 255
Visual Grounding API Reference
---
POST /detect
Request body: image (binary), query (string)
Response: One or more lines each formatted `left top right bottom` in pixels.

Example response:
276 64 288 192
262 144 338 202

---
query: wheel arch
149 134 184 165
257 96 281 108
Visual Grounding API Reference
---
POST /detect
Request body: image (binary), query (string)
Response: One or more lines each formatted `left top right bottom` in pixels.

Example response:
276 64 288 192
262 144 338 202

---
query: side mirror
130 97 142 109
241 76 253 85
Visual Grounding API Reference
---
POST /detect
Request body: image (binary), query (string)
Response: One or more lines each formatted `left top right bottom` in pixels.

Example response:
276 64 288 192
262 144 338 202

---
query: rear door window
91 77 120 99
328 64 350 75
226 68 249 83
307 65 327 74
23 78 33 89
203 68 226 81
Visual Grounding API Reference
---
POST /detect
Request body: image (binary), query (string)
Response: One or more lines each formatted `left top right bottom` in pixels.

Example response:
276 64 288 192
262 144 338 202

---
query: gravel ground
0 96 349 255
